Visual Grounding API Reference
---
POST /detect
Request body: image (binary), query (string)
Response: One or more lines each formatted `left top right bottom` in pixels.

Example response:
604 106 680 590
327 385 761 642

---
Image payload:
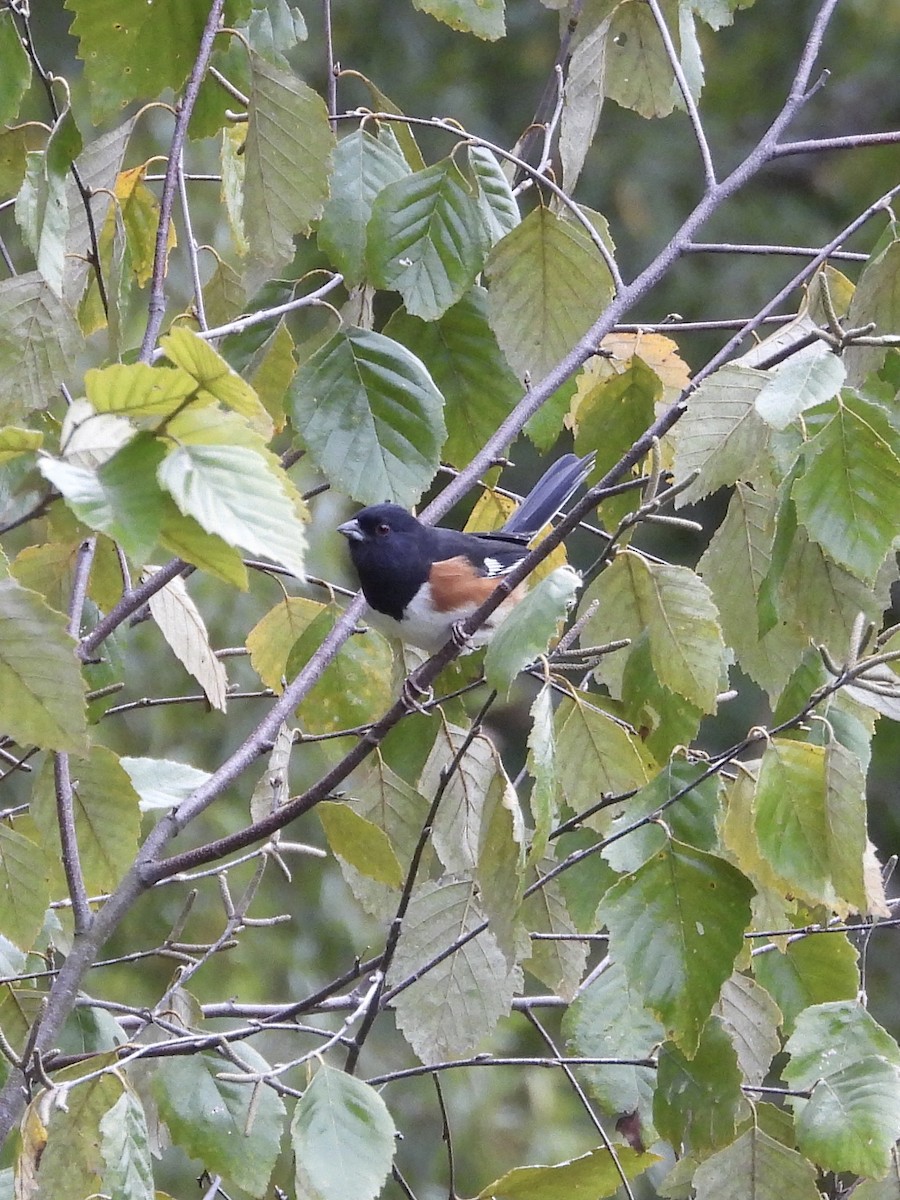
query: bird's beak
338 518 364 542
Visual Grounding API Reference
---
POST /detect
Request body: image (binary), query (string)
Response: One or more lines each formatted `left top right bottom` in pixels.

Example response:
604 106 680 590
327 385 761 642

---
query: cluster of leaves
1 0 900 1198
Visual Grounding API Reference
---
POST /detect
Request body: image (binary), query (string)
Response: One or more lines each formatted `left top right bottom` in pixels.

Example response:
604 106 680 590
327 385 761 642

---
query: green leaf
755 343 846 429
599 839 754 1054
412 0 505 39
291 1065 397 1200
418 721 497 872
65 0 212 121
655 1018 748 1155
672 364 770 505
751 931 859 1033
160 326 273 437
289 325 445 506
158 441 307 579
0 824 49 953
318 801 404 888
844 237 900 387
84 362 197 418
243 50 334 271
484 566 581 697
246 595 325 690
754 737 867 915
0 272 80 420
792 392 900 584
526 684 558 865
0 575 87 752
572 354 662 479
478 763 526 964
715 973 782 1087
582 550 727 712
120 755 213 811
99 1087 154 1200
476 1146 658 1200
387 875 522 1061
0 426 42 465
153 1046 286 1198
40 433 168 562
367 157 490 320
0 11 31 125
485 206 615 381
698 482 809 700
602 759 720 874
618 633 704 762
691 1128 821 1200
288 606 394 735
796 1058 900 1178
554 689 657 820
318 126 411 284
604 1 679 117
31 745 141 894
384 286 521 469
468 145 519 243
563 959 662 1130
23 1071 123 1200
785 1000 900 1088
522 877 587 1000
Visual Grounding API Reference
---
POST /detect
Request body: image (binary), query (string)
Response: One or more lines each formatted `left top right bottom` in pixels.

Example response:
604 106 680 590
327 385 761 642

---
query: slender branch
140 0 226 360
53 754 91 935
79 559 191 660
646 0 715 188
775 129 900 156
177 149 207 329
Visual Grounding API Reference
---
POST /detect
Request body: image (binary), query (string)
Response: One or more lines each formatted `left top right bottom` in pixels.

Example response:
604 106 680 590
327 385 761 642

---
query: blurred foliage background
6 2 900 1195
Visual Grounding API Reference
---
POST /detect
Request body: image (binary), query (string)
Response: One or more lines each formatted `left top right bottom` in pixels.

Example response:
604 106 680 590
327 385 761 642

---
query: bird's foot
400 672 434 715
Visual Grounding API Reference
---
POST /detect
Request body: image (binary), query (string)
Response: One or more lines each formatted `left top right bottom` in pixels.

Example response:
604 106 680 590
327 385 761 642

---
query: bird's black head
338 504 430 620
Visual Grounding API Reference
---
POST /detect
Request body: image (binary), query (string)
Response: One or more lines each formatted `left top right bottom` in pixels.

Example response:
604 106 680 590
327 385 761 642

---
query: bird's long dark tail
501 452 595 537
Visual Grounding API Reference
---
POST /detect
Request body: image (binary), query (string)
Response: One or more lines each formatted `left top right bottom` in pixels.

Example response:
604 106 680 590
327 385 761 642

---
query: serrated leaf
0 11 31 126
99 1087 154 1200
84 362 197 418
571 354 662 485
560 4 611 192
291 1066 396 1200
692 1128 821 1200
619 633 704 762
792 392 900 584
31 746 141 893
113 162 174 287
318 801 403 888
526 684 557 865
387 875 522 1061
791 1055 900 1178
785 1000 900 1090
412 0 505 39
0 824 49 952
158 441 307 579
599 839 754 1054
147 571 228 711
0 575 87 752
554 689 657 819
21 1070 122 1200
604 1 679 117
65 0 211 121
715 973 782 1087
755 342 846 429
419 720 497 872
120 755 213 811
250 722 293 822
318 127 411 284
583 550 726 712
59 397 134 469
485 206 615 381
672 364 770 505
160 326 273 437
0 272 80 420
383 286 520 469
485 566 581 697
752 932 859 1033
754 737 867 915
367 157 490 320
243 51 334 270
16 106 79 298
153 1046 286 1198
698 482 809 700
654 1018 748 1154
468 145 519 243
478 761 526 963
246 596 325 690
522 877 587 1000
844 238 900 387
40 433 168 562
289 325 445 506
476 1145 658 1200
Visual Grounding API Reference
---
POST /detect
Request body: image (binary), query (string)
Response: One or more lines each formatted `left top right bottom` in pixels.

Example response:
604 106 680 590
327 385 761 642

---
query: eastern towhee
338 453 593 652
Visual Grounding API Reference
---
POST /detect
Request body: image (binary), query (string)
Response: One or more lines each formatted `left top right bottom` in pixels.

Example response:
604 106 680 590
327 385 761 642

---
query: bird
337 453 594 653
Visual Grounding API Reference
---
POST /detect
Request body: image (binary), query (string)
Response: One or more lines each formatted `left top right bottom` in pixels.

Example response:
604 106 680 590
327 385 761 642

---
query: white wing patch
483 556 514 577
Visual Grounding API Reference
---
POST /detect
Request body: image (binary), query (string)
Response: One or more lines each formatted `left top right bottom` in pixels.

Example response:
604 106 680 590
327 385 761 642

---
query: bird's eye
376 522 391 536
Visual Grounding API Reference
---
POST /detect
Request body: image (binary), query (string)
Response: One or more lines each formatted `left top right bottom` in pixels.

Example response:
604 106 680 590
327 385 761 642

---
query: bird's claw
400 673 434 715
450 620 471 650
